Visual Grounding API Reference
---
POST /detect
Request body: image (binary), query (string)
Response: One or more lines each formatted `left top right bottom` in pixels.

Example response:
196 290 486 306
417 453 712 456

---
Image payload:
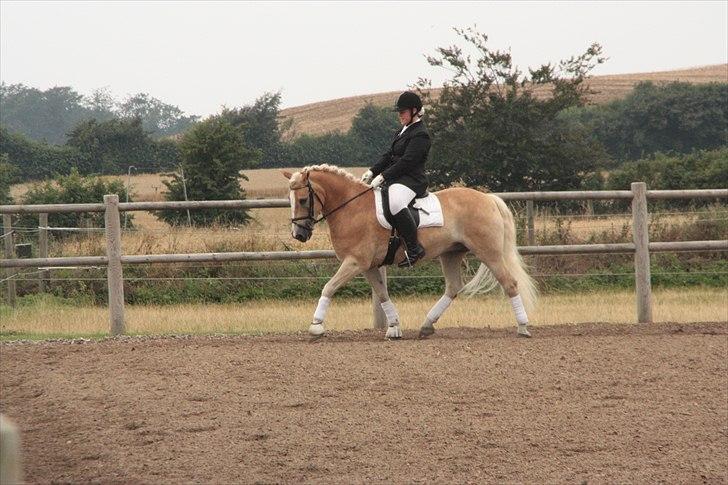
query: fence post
104 195 125 335
2 214 16 307
631 182 653 323
38 213 48 293
371 266 387 329
526 200 535 246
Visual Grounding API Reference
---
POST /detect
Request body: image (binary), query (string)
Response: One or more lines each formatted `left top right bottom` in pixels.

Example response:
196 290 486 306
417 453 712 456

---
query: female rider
361 91 431 267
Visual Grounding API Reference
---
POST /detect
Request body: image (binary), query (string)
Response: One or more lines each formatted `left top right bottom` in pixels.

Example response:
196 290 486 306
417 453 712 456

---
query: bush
0 125 86 180
606 147 728 208
281 131 363 167
16 169 132 237
156 116 258 226
561 82 728 163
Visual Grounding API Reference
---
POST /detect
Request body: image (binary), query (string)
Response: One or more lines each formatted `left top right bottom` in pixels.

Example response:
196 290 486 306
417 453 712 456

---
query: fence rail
2 183 727 334
2 188 726 214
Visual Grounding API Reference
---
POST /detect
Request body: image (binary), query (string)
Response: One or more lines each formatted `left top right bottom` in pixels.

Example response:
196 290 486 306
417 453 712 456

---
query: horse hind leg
419 251 466 338
473 253 532 338
364 268 402 339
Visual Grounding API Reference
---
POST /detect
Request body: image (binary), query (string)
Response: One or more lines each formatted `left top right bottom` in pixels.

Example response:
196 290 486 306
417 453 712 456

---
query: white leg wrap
313 296 332 323
380 300 400 325
510 294 529 325
425 295 453 325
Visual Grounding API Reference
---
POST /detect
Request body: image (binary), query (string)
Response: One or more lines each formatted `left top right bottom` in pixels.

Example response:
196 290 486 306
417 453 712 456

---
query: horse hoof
517 325 531 338
385 325 402 340
418 325 435 338
309 323 326 337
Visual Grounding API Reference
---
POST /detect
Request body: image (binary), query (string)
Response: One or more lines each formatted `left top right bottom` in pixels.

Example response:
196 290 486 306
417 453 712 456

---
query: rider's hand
370 174 385 188
361 170 374 184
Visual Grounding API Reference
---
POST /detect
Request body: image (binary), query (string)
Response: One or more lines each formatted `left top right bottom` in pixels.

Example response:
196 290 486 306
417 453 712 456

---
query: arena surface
1 321 726 484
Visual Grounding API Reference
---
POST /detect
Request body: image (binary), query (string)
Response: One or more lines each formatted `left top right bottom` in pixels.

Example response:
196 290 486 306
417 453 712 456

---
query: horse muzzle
292 224 313 242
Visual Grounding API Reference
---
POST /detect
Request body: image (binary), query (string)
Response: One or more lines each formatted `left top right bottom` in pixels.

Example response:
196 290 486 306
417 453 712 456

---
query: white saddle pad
374 189 444 230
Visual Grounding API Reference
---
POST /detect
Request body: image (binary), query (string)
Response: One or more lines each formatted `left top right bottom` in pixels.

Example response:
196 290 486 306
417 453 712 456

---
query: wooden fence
2 182 726 334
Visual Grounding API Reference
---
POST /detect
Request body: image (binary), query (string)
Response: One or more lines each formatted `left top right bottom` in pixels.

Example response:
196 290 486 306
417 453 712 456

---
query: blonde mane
301 164 368 187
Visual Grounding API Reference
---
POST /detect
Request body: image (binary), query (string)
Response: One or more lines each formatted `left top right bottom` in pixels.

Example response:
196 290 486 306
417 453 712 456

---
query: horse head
282 168 330 242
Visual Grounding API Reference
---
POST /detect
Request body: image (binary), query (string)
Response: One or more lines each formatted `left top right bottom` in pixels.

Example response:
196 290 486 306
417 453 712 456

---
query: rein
291 178 373 228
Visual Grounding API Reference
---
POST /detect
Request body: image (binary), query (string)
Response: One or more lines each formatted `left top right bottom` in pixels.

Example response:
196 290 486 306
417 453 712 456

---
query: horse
281 164 537 340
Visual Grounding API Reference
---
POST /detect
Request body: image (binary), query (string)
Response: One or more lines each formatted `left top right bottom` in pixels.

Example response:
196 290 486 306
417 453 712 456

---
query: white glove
361 170 374 184
370 174 385 188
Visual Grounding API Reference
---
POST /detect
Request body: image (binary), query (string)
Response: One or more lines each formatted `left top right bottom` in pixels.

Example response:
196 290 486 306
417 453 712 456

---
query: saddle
378 187 443 266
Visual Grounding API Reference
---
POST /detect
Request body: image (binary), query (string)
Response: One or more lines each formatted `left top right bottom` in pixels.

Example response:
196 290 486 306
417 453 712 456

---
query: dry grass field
1 288 725 338
10 164 724 257
279 64 728 137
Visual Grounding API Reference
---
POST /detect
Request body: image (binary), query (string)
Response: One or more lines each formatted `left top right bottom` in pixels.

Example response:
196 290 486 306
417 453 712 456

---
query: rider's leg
309 257 363 336
364 268 402 339
387 184 425 267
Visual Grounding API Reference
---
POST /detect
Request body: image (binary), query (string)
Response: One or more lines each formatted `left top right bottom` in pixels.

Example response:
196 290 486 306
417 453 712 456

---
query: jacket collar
393 119 422 141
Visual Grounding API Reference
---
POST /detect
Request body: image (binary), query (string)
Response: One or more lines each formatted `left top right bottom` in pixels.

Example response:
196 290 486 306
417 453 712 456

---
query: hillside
279 64 727 137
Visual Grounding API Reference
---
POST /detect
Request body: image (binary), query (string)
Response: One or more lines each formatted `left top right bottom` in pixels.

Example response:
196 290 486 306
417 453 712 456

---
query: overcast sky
1 1 726 117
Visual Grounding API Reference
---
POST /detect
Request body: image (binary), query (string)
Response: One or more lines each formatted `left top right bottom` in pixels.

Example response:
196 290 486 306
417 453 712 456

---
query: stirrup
398 246 425 268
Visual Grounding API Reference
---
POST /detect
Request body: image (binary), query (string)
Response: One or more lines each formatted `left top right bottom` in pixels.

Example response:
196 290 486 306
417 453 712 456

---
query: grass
1 288 725 340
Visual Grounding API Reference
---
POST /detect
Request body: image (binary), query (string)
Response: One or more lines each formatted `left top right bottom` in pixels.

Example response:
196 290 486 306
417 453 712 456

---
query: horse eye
298 198 308 206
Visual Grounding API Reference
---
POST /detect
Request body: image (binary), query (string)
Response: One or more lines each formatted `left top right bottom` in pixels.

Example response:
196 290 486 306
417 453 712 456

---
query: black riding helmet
393 91 422 112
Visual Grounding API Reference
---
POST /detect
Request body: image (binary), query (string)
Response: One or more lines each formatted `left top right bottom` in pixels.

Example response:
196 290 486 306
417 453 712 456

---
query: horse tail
460 194 538 312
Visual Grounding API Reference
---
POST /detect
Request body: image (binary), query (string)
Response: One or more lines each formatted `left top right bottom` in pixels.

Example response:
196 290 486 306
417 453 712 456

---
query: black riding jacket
370 120 431 197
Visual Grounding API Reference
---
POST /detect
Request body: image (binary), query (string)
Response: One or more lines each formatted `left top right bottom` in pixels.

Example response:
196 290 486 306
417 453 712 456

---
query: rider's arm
381 132 430 181
370 149 392 177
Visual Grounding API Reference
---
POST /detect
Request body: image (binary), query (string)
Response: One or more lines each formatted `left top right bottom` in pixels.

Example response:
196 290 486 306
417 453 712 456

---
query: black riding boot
392 208 426 267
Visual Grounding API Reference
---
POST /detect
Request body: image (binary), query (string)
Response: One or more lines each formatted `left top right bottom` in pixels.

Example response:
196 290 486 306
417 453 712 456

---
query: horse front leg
309 257 363 336
363 268 402 340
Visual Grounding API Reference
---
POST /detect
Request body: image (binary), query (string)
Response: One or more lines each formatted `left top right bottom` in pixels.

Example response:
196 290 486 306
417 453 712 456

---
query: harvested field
279 64 728 137
1 321 726 483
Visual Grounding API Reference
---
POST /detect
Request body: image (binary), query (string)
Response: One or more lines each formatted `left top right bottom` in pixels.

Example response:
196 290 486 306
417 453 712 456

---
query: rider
361 91 430 267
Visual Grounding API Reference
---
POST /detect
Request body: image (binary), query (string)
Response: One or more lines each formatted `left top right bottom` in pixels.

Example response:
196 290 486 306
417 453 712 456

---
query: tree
219 92 288 167
415 27 609 192
350 102 400 166
0 125 83 180
281 131 362 167
561 82 728 163
118 93 198 138
0 154 17 204
156 116 259 226
0 83 94 144
66 118 158 174
0 83 198 144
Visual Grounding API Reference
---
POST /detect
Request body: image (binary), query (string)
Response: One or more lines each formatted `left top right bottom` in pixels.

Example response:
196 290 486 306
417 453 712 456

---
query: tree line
1 27 726 223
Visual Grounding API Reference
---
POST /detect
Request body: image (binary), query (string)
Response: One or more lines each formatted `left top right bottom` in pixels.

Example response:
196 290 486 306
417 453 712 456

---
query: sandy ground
1 321 727 484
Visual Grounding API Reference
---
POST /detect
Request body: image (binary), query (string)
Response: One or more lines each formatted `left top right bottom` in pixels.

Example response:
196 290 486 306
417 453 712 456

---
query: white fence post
104 195 125 335
38 213 48 293
371 266 387 329
631 182 653 323
2 214 16 307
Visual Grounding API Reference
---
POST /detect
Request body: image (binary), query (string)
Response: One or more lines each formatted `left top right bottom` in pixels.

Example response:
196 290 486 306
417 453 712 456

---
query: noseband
290 177 373 230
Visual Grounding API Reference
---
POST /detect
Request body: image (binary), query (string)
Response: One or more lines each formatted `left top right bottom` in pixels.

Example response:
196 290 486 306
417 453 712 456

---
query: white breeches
387 183 416 215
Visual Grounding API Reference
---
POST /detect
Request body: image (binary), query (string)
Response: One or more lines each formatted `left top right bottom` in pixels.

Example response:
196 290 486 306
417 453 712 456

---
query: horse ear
281 170 293 180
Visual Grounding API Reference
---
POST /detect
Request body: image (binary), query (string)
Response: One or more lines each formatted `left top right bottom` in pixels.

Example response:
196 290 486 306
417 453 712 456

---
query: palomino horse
282 164 537 339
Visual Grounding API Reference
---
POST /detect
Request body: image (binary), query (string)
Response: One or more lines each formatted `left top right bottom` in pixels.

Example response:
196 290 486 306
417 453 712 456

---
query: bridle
290 176 373 230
